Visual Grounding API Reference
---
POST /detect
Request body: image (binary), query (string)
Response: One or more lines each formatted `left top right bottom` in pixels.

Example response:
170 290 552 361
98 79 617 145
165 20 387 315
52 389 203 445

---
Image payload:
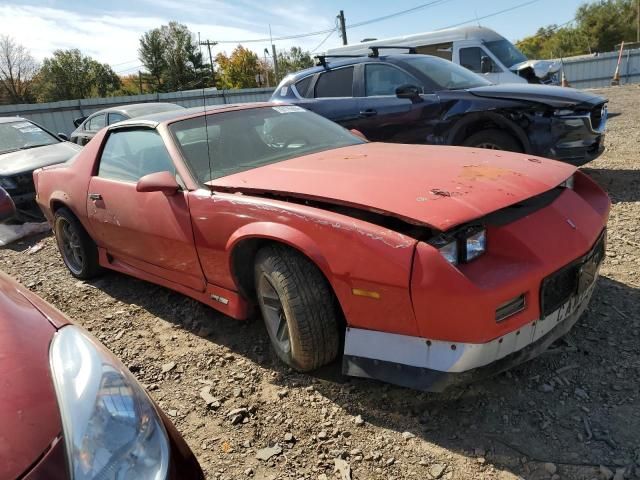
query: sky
0 0 586 75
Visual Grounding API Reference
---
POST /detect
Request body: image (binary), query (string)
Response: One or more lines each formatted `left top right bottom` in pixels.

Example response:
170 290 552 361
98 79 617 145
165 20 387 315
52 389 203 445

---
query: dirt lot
2 84 639 480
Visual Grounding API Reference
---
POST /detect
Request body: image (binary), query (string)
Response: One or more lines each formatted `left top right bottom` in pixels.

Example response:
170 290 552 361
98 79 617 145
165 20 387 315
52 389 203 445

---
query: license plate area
540 230 606 318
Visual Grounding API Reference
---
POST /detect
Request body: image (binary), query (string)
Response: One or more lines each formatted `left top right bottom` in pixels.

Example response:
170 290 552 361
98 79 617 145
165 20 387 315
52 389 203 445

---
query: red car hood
0 272 65 479
210 143 575 230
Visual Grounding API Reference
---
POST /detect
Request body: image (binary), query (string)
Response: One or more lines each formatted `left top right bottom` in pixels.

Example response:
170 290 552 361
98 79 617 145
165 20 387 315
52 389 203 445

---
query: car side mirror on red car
136 171 180 196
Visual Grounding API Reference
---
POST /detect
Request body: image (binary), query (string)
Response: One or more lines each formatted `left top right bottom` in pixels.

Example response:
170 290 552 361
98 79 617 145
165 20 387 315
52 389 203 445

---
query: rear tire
254 244 340 371
54 207 101 279
462 129 522 152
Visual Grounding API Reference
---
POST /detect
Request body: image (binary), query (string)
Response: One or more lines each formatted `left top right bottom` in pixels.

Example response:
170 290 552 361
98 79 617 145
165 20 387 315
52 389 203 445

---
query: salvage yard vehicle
0 117 81 221
326 26 561 85
34 103 610 392
271 51 608 166
70 102 185 146
0 271 203 479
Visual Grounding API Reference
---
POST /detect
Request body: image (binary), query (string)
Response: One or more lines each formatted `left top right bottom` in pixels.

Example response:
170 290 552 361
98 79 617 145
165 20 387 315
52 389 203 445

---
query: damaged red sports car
34 103 610 392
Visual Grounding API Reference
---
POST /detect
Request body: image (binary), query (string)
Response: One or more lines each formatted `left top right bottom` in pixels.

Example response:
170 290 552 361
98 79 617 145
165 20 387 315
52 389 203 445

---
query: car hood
0 141 81 176
466 84 605 109
0 272 64 479
210 143 575 231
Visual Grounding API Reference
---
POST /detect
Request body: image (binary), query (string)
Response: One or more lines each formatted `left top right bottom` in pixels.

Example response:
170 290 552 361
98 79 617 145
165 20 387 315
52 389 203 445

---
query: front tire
254 244 340 371
54 207 101 279
462 129 522 152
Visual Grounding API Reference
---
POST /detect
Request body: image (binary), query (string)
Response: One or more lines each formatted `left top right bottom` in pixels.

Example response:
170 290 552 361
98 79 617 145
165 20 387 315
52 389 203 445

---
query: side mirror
480 56 492 74
395 84 423 102
57 133 69 141
136 171 180 196
73 117 87 128
349 129 368 141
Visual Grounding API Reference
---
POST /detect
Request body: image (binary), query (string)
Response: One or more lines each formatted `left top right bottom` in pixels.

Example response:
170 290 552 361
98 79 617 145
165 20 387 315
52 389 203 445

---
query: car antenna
198 32 214 186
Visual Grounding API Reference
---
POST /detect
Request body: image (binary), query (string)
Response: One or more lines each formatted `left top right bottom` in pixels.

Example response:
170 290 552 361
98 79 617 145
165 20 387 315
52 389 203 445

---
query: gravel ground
2 84 639 480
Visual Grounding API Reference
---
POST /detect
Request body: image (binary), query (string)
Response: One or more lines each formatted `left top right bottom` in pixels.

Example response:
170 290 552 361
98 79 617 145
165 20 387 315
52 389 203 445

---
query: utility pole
272 44 279 82
338 10 348 45
637 0 639 42
199 40 218 83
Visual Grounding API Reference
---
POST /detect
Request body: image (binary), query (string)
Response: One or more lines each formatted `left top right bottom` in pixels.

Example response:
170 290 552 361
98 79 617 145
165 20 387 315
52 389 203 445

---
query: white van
325 26 561 85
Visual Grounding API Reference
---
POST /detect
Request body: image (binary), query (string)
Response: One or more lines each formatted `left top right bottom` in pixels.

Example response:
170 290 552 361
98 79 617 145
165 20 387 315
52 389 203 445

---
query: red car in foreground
0 271 203 479
34 103 610 392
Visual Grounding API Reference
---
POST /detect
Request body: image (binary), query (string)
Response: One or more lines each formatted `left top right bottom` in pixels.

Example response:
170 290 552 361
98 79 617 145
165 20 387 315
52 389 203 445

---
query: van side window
315 67 354 98
459 48 484 72
460 48 498 73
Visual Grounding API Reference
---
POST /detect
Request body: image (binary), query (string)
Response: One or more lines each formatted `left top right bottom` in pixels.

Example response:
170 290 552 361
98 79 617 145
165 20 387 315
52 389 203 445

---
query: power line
212 0 455 44
311 29 337 53
439 0 544 30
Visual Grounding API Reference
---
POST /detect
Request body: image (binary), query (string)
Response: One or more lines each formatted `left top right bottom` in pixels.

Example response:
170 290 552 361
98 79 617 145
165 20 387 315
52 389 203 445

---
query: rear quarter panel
35 130 105 235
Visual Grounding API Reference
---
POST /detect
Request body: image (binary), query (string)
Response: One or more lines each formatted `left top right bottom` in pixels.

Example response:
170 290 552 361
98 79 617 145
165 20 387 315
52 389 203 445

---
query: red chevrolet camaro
34 103 609 392
0 271 203 479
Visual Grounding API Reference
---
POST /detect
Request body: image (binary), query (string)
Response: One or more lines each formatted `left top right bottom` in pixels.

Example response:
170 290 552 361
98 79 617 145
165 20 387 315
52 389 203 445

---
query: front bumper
343 280 596 392
546 113 606 166
343 228 605 392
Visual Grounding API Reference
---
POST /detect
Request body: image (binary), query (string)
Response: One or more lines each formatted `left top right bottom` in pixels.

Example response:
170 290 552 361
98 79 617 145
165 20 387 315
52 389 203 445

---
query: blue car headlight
49 325 169 480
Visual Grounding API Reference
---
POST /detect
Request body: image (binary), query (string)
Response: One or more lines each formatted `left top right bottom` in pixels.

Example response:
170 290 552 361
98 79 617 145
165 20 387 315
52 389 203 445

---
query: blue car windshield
401 56 492 90
484 40 528 68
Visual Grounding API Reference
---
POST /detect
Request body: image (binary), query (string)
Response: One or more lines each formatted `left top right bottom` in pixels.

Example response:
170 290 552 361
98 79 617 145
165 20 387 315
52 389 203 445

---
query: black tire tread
54 207 102 279
255 244 339 371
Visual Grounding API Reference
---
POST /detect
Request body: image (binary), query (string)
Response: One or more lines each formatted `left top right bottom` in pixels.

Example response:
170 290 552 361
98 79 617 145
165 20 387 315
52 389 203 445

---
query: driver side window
98 129 175 183
459 47 498 73
365 64 419 96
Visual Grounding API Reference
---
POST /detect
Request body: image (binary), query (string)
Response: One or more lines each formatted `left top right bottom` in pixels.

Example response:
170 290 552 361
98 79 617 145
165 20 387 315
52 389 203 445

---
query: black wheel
254 244 340 371
462 129 522 152
54 207 101 279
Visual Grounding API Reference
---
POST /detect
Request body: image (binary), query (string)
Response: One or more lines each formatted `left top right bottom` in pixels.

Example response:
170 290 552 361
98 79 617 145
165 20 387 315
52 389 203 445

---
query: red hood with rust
210 143 575 230
0 272 68 479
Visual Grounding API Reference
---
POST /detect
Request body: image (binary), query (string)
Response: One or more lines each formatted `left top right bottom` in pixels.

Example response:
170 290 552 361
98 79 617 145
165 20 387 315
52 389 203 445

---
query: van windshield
484 40 527 68
400 56 491 90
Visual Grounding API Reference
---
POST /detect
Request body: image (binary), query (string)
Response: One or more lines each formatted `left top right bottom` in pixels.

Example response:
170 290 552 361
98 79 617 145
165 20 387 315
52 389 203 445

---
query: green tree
138 22 210 92
275 46 314 81
516 0 639 59
34 49 120 102
139 29 166 91
215 46 261 89
0 35 39 104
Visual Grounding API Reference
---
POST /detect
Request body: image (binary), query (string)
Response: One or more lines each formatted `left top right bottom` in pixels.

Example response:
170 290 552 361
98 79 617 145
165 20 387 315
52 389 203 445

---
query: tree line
516 0 639 59
0 21 314 105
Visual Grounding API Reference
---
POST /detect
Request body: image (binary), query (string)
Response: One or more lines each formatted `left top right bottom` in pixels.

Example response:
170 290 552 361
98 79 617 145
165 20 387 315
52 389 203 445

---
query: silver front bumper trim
344 282 596 374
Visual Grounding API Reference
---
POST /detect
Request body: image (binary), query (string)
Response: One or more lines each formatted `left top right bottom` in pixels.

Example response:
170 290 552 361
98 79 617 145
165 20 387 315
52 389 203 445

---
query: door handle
88 193 102 201
359 109 377 117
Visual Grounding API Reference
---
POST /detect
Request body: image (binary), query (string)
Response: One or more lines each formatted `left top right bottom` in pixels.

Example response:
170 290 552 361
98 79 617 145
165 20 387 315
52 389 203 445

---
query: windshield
484 39 527 68
170 106 364 183
0 121 59 155
400 56 491 90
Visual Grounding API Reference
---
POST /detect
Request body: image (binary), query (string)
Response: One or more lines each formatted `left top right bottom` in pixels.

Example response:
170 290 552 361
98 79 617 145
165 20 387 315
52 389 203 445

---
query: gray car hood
0 142 81 176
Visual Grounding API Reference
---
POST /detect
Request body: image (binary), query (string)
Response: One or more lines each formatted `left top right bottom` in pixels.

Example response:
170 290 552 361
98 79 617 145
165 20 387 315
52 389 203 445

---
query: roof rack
368 46 417 57
314 54 364 67
313 46 417 67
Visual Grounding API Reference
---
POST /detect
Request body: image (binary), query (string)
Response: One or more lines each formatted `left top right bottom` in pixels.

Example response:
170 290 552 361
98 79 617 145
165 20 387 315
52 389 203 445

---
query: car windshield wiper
19 144 52 151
